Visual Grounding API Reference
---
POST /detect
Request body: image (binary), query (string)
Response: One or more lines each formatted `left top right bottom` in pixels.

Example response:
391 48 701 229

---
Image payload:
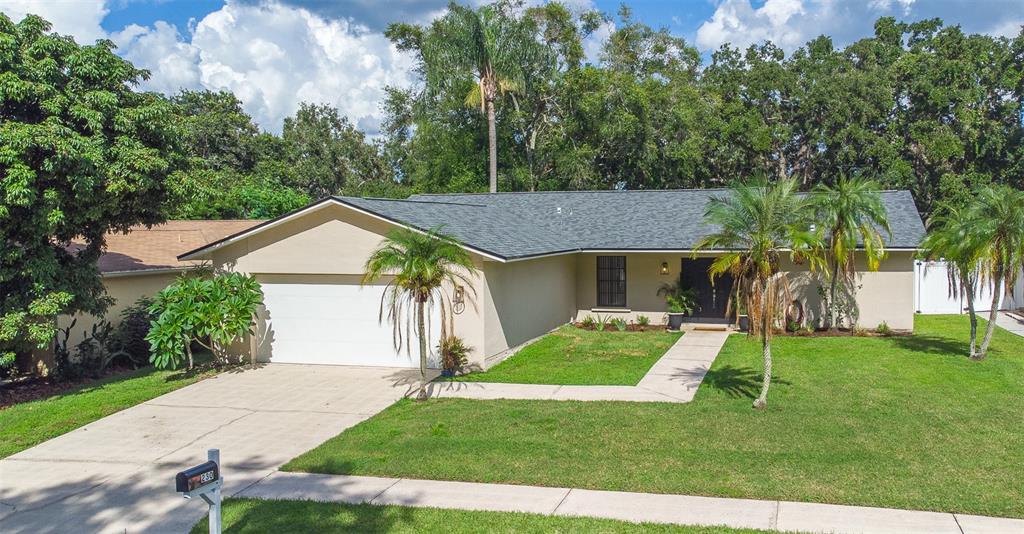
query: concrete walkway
0 365 425 534
237 471 1024 534
996 311 1024 337
426 329 730 403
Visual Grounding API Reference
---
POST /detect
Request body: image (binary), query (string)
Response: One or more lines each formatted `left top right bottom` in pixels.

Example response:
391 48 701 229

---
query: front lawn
453 325 682 385
284 315 1024 518
190 498 765 533
0 364 219 458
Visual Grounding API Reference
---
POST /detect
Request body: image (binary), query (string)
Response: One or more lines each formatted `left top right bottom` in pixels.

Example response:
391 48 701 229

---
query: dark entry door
679 258 734 319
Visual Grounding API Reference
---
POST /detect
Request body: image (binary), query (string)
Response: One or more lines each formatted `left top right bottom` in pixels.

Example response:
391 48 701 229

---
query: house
179 189 926 370
29 220 263 374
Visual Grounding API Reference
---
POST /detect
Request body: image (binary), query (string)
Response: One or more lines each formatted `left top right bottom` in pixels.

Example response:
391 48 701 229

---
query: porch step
692 324 730 332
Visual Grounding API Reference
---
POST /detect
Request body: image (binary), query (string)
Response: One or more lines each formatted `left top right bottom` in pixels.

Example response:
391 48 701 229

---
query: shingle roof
337 189 924 260
74 220 264 274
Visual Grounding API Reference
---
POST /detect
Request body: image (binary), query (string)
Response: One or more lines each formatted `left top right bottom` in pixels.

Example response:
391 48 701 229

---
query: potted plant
658 274 699 331
438 335 470 378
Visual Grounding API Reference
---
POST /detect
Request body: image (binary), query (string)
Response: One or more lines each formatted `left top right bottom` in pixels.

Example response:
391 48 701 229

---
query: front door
679 258 734 320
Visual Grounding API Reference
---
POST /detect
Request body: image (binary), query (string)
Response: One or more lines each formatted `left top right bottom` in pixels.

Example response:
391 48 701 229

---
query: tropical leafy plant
966 186 1024 359
579 315 597 330
146 273 264 369
696 178 824 409
364 227 477 400
635 315 651 327
657 274 699 315
439 335 472 374
919 205 984 356
610 318 628 331
811 177 890 329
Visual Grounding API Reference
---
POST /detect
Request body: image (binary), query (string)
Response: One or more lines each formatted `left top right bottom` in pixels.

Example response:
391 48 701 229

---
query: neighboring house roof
78 220 264 275
180 189 926 262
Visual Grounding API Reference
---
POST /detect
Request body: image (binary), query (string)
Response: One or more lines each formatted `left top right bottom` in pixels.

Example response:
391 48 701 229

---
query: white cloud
695 0 1022 54
95 1 417 134
0 0 108 43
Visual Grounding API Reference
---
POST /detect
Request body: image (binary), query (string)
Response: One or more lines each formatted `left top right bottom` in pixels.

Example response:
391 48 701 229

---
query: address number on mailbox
176 460 220 494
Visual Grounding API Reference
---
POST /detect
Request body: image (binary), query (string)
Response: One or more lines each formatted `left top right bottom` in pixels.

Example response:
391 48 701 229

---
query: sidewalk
996 311 1024 337
425 330 730 403
237 471 1024 534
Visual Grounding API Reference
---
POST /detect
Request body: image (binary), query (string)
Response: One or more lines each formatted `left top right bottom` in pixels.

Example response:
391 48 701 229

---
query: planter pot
667 312 686 331
737 315 750 332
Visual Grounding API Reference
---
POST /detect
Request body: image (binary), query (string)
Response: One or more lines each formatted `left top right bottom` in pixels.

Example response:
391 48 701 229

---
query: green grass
453 325 682 385
284 315 1024 518
189 498 766 533
0 364 219 458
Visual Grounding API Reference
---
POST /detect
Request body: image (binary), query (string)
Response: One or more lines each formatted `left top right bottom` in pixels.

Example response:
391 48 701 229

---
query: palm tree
812 177 891 329
967 186 1024 360
421 2 529 193
920 206 984 356
363 227 477 400
696 178 824 409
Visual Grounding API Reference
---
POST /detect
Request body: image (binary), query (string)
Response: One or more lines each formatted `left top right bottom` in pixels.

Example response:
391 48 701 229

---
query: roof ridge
339 196 489 208
412 188 734 197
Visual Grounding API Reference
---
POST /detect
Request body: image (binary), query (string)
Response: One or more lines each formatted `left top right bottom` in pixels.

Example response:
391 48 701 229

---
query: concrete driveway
0 364 426 533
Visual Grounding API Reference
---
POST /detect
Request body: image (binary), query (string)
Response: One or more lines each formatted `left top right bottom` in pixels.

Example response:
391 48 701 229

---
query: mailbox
177 449 223 534
175 461 220 494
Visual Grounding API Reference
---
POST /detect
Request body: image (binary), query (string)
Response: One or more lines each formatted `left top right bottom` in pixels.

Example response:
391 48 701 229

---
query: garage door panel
258 282 440 367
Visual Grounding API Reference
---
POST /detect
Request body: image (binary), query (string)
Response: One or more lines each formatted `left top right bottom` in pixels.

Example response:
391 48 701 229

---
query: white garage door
258 281 440 367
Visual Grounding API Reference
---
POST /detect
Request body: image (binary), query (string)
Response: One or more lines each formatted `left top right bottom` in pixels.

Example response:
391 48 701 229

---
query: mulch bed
0 365 138 409
572 323 669 332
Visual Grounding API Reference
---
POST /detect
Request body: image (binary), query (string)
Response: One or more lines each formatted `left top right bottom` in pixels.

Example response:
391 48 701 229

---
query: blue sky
3 0 1020 134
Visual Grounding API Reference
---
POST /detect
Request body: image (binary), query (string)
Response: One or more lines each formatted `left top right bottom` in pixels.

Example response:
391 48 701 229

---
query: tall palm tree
967 186 1024 360
812 177 891 329
422 2 528 193
363 227 477 400
696 178 824 409
920 206 984 356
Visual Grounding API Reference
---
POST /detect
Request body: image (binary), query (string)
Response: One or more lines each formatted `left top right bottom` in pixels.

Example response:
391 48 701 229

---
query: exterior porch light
660 261 669 275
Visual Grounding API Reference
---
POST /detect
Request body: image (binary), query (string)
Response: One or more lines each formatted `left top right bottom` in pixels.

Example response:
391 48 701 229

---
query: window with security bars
596 256 626 307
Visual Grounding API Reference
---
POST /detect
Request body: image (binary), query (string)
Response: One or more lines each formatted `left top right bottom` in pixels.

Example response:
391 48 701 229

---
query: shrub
580 316 597 330
593 314 610 332
876 321 892 336
611 318 628 331
74 320 131 377
117 298 155 366
636 315 651 326
439 336 471 373
147 273 263 369
0 352 15 379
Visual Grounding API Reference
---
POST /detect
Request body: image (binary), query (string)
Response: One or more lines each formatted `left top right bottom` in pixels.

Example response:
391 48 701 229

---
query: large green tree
0 14 178 359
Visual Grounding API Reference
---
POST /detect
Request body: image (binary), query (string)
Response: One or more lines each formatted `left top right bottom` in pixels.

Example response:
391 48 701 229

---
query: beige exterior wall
481 254 577 359
573 251 915 331
57 271 180 350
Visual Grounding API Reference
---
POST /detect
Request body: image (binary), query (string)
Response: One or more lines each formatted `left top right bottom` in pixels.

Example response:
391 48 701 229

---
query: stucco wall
482 254 577 359
58 271 180 349
573 251 915 331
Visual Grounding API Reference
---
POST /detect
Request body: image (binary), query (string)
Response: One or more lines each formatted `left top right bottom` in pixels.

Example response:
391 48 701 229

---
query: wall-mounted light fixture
660 262 670 275
453 285 466 314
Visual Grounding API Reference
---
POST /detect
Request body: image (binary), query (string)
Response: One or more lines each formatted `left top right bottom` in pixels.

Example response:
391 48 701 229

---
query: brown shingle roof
78 220 263 274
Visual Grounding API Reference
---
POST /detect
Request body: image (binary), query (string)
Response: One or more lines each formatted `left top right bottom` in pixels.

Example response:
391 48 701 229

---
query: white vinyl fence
914 260 1023 314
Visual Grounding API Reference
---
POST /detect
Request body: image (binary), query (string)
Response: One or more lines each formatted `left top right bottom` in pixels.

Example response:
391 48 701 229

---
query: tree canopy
0 14 178 358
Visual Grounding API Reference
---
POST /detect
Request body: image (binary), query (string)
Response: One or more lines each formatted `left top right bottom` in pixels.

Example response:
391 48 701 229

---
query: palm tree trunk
486 95 497 193
975 270 1003 360
754 332 772 410
753 298 772 409
828 260 840 330
963 274 978 357
416 297 429 400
